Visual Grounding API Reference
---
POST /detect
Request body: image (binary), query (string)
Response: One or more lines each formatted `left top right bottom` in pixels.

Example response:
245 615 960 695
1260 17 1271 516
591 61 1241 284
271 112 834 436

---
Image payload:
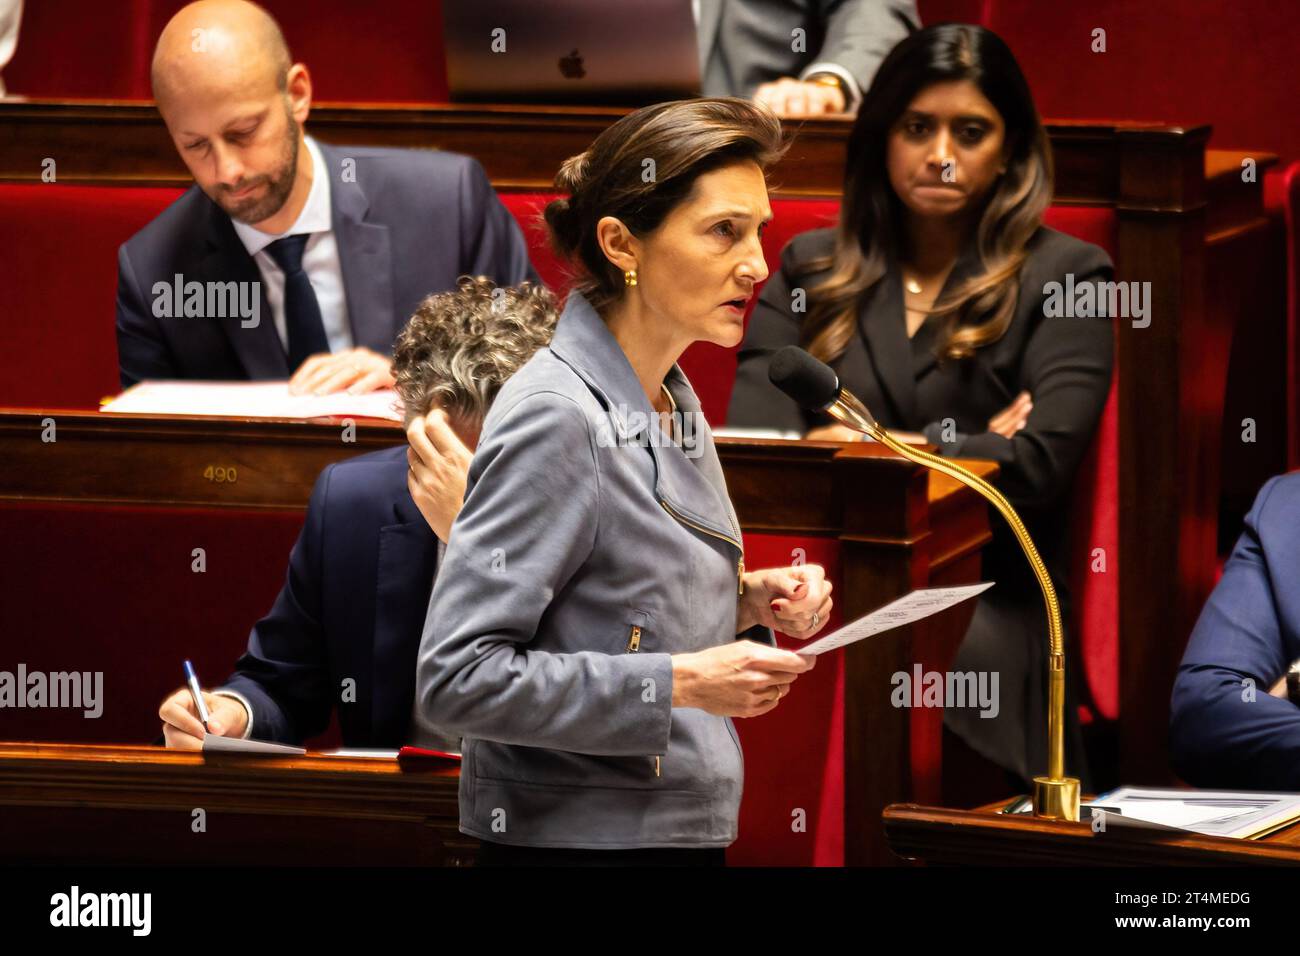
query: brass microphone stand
829 390 1080 821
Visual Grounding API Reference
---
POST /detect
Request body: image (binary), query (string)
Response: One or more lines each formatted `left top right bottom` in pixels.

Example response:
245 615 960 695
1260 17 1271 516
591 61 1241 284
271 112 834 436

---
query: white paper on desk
1086 787 1300 839
712 426 803 441
796 582 994 656
101 381 403 422
203 735 306 755
317 748 400 759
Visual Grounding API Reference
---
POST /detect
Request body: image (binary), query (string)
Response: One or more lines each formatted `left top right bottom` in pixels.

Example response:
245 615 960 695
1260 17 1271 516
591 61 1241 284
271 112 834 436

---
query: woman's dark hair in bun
543 97 787 313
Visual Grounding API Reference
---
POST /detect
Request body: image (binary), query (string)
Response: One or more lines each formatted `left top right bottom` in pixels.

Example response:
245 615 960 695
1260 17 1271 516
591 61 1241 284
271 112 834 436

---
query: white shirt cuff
798 61 862 112
211 689 255 739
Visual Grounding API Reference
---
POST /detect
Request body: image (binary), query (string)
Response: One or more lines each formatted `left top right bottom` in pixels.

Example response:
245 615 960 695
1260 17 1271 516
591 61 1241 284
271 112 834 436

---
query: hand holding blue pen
183 660 212 733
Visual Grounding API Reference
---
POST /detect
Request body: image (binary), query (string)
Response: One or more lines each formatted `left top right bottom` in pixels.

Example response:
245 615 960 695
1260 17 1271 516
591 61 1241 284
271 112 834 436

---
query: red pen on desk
397 745 462 765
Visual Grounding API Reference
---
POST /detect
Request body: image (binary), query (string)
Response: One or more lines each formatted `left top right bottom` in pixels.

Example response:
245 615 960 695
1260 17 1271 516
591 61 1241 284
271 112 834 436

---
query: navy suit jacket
1170 472 1300 789
115 143 537 387
222 445 439 746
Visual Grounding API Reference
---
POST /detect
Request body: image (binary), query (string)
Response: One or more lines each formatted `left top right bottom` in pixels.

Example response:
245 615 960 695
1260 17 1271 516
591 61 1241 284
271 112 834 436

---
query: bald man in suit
117 0 535 395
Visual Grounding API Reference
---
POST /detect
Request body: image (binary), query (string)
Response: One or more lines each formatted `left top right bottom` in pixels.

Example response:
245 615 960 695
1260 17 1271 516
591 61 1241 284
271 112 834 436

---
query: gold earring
624 269 637 287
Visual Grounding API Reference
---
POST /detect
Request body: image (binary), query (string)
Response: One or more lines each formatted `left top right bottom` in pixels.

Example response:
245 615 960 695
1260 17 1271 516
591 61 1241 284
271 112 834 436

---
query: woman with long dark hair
729 23 1113 791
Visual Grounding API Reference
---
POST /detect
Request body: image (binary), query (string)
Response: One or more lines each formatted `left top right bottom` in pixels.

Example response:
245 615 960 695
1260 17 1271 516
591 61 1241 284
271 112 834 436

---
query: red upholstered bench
0 184 185 409
0 500 305 744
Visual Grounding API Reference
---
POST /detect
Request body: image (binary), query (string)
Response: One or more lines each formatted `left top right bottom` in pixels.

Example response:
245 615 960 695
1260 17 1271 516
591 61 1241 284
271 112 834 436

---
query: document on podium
101 381 404 421
1084 787 1300 840
795 582 994 656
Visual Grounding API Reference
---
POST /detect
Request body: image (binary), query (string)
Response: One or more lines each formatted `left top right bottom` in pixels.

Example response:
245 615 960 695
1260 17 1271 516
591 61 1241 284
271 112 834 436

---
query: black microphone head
768 346 840 411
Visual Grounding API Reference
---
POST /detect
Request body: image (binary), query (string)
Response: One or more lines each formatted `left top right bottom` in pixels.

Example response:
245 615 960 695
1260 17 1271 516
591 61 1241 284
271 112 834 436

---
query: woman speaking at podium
415 98 832 866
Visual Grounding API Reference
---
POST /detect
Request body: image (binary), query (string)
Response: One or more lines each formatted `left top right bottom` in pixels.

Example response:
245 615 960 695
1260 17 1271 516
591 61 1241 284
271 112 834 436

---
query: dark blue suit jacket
1170 472 1300 789
115 143 537 387
222 445 439 746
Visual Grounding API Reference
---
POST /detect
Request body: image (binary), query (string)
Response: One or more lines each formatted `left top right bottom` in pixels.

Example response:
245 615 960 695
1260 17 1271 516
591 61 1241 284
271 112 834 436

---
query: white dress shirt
232 136 353 357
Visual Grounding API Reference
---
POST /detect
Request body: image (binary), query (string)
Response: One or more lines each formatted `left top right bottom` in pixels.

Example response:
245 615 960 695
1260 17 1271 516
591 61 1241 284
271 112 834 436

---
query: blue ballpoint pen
183 659 211 732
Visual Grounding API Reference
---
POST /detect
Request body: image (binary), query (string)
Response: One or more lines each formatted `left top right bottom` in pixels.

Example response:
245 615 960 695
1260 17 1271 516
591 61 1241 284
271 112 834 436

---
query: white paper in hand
796 582 994 656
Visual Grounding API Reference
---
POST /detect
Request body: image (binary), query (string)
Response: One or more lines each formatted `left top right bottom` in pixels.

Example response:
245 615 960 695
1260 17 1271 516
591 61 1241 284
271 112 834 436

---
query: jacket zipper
653 500 746 780
658 499 745 595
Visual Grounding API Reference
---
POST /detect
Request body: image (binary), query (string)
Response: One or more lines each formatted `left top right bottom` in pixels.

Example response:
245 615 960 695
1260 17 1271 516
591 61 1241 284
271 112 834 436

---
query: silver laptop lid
443 0 701 104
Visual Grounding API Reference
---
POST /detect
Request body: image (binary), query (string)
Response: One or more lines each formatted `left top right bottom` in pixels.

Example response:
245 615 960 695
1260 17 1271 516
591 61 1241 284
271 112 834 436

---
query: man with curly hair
156 277 558 750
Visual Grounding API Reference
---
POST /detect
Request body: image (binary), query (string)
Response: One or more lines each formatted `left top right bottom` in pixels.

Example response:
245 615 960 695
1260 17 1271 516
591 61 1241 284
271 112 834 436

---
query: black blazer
115 143 538 388
729 225 1114 519
221 445 440 747
729 224 1113 784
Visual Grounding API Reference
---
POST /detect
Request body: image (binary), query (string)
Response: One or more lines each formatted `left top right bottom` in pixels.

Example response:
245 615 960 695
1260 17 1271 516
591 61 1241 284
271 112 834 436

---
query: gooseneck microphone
768 346 1081 822
767 346 882 436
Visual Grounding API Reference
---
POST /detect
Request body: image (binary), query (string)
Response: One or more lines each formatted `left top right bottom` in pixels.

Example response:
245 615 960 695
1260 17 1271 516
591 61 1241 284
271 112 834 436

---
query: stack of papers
101 381 403 422
1084 787 1300 840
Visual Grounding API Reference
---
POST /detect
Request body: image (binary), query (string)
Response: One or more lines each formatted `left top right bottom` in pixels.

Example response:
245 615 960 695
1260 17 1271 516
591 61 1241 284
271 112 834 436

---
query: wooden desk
0 408 404 510
0 742 468 865
883 800 1300 866
0 409 995 866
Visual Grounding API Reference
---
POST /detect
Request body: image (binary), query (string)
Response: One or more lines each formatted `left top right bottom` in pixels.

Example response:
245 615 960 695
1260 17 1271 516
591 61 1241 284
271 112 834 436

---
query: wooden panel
0 743 469 866
0 100 1266 200
0 408 403 510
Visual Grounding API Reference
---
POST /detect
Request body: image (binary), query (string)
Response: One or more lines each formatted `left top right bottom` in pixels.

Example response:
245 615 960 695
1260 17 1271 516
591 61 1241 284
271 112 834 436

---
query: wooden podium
883 801 1300 866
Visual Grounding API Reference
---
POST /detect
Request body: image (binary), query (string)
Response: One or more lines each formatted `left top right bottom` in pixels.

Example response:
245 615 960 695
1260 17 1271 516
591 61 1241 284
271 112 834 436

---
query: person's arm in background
801 0 918 109
756 0 918 116
116 243 178 389
211 464 339 743
457 155 540 286
726 236 816 432
920 245 1115 511
1169 476 1300 790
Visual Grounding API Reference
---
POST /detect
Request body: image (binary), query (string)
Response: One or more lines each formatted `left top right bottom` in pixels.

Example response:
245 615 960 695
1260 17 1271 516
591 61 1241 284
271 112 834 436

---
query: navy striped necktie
265 233 330 372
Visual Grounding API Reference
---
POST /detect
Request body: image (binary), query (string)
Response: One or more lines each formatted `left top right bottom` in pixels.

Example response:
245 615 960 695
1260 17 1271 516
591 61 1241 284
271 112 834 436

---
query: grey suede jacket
415 291 770 849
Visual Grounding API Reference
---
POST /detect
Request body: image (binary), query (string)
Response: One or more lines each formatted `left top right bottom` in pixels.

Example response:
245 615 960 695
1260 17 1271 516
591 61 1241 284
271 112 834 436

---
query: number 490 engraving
203 465 237 483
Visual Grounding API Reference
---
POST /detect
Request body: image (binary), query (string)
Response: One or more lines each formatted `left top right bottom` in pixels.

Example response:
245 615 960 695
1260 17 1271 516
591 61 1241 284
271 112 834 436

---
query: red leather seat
0 184 185 409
